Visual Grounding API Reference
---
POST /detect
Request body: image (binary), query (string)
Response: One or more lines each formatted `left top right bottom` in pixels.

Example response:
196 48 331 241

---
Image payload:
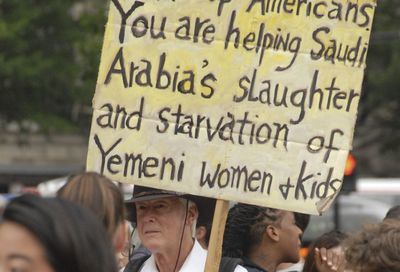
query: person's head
195 200 214 249
344 219 400 272
384 205 400 221
223 203 303 266
127 186 215 256
57 171 126 250
0 194 117 272
302 230 348 272
275 212 311 270
137 197 197 253
196 221 212 249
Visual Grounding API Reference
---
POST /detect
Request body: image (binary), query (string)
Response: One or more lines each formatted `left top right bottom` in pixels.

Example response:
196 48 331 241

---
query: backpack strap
123 255 151 272
219 257 244 272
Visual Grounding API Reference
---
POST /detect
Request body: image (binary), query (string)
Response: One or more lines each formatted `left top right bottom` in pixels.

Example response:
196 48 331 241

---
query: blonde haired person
57 172 127 269
344 219 400 272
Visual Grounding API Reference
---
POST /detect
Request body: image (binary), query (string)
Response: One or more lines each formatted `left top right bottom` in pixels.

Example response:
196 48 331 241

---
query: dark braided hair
222 203 283 258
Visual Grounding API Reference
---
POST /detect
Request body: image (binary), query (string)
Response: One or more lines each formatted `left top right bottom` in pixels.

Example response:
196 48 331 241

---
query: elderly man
124 185 246 272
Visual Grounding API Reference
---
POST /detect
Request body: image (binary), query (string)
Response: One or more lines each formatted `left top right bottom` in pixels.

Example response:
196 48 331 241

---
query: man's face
278 211 303 263
136 197 187 253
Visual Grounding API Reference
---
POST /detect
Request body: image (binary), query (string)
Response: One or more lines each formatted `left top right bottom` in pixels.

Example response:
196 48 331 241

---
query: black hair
222 203 282 258
294 212 310 232
2 194 118 272
384 205 400 220
303 230 348 272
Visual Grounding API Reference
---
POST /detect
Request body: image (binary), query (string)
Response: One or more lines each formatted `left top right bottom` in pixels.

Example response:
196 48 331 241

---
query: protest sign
87 0 377 215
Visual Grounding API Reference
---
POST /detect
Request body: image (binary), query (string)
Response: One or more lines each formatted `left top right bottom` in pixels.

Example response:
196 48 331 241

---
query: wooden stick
205 199 230 272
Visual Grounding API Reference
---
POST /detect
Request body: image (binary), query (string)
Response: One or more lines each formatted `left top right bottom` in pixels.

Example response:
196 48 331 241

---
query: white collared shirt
139 240 247 271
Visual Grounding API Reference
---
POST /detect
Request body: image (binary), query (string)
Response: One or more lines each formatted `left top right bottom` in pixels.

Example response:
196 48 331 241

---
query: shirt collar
141 240 207 272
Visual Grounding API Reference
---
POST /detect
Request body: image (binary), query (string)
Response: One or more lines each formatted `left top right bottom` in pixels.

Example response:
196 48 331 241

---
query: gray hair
178 198 198 237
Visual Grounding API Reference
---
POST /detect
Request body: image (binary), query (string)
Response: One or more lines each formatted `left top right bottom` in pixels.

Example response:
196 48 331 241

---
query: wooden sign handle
205 199 230 272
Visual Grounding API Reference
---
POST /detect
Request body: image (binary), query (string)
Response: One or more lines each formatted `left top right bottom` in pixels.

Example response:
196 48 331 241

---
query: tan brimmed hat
125 185 216 225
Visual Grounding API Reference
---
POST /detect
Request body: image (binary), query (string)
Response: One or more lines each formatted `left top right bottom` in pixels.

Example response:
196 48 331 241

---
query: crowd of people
0 171 399 272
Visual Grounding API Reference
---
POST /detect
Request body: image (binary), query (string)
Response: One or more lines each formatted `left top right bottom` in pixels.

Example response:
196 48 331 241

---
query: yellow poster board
87 0 376 214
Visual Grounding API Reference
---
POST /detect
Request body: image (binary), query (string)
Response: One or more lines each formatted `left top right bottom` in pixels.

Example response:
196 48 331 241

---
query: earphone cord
173 199 189 272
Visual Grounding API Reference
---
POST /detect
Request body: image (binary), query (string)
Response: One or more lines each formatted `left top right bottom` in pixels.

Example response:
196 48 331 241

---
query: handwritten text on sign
87 0 376 214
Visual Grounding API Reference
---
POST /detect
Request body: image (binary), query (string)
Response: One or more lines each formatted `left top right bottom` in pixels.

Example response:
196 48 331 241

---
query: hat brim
125 187 216 226
125 191 185 203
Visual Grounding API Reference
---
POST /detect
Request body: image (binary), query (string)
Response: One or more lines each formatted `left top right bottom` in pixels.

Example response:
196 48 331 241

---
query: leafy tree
0 0 107 132
354 0 400 175
0 0 398 174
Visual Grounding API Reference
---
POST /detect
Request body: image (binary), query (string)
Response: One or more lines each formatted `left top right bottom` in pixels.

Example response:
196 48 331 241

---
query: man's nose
141 208 157 222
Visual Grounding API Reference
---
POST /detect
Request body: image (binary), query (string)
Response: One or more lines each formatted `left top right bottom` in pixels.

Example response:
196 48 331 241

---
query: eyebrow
7 254 33 263
154 199 171 204
141 199 173 205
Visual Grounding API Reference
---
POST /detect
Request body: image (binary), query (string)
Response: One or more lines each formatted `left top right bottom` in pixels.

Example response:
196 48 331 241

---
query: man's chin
142 239 163 252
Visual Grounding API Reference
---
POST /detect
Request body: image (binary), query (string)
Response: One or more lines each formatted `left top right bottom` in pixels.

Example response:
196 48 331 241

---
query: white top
140 240 247 271
276 262 304 272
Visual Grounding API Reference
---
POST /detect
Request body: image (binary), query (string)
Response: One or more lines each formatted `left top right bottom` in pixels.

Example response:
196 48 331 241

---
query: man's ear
186 203 199 226
266 225 280 242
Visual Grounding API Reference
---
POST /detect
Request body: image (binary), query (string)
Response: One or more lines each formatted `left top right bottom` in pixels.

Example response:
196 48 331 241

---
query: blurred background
0 0 399 243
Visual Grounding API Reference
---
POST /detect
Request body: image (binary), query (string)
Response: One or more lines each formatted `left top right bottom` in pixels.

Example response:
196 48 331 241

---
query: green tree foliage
0 0 107 132
358 0 400 152
0 0 398 147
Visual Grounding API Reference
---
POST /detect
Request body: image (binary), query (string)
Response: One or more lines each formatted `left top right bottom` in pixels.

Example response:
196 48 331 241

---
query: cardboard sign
87 0 376 214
